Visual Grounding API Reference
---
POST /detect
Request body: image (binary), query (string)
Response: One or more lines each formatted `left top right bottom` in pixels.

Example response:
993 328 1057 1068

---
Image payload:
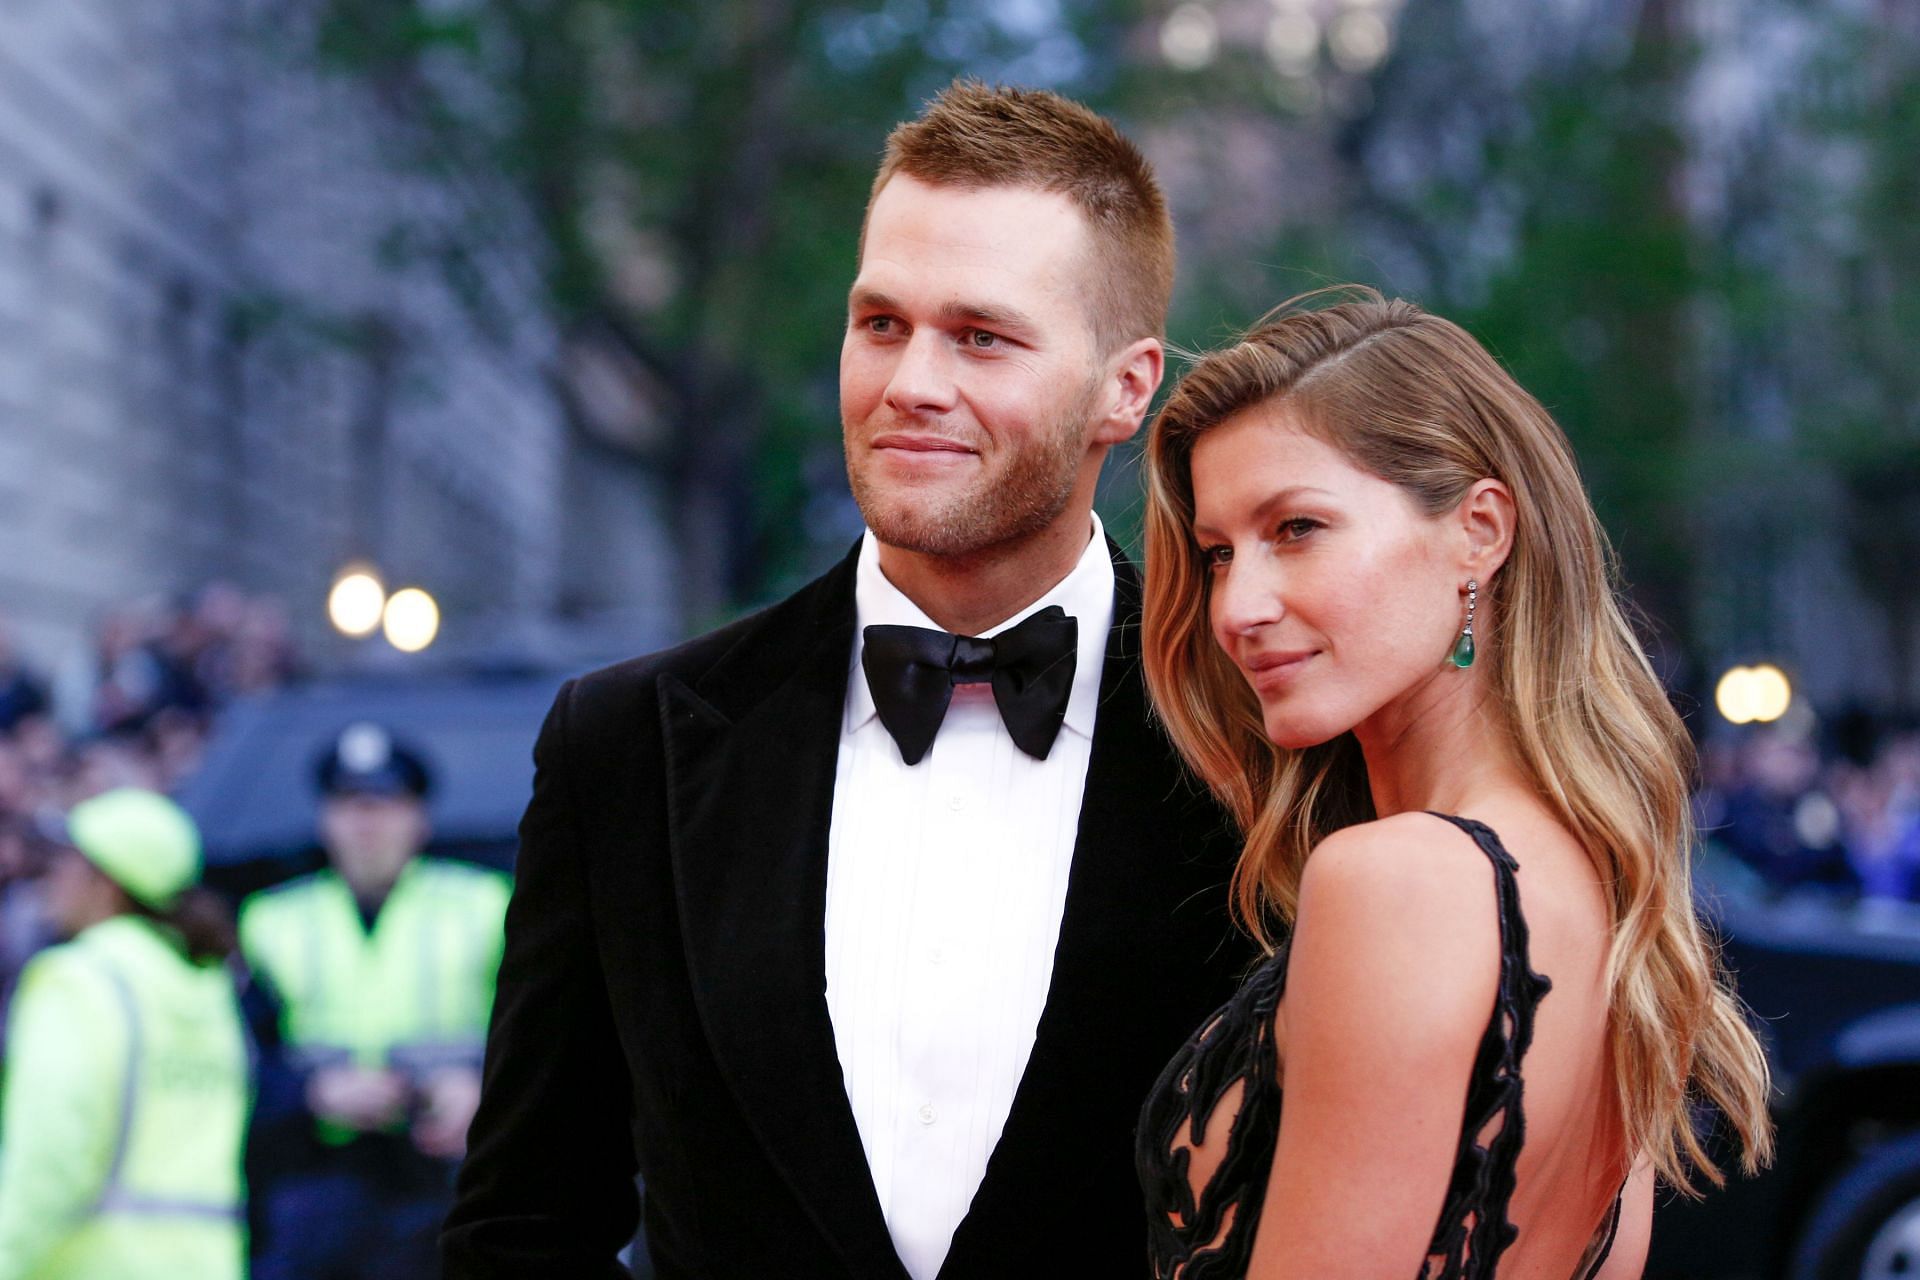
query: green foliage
302 0 1920 699
311 0 1139 603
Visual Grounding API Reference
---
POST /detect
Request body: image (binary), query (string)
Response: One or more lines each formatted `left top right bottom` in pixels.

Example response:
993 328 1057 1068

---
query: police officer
0 789 250 1280
241 723 507 1280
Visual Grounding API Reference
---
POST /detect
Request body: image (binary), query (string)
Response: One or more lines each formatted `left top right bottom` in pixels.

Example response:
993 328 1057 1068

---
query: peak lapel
660 556 908 1280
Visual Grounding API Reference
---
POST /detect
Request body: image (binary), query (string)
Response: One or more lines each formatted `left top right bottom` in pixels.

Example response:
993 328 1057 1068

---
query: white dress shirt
823 516 1115 1280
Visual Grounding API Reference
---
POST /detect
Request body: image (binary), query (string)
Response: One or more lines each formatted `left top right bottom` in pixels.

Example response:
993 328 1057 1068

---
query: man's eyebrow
847 285 903 315
846 286 1040 337
935 299 1040 335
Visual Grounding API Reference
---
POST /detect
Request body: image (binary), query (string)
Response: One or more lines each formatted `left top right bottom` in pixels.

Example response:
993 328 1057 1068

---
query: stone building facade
0 0 677 672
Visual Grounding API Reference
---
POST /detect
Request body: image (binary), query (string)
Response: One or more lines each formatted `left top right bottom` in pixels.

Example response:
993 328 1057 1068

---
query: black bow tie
861 606 1078 766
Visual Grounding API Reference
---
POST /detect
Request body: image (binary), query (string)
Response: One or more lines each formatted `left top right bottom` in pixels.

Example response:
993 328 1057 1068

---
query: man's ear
1458 478 1515 581
1092 337 1164 447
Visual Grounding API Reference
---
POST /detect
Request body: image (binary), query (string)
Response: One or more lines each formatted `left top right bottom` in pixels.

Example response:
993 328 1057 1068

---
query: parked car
1651 853 1920 1280
175 668 566 896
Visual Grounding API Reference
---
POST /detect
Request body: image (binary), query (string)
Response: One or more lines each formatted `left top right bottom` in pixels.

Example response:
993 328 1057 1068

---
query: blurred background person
1702 726 1857 896
0 620 48 737
0 789 249 1280
0 815 54 1058
241 724 508 1280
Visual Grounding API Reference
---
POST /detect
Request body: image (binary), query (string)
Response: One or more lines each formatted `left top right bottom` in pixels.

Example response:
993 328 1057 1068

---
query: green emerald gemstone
1450 629 1476 669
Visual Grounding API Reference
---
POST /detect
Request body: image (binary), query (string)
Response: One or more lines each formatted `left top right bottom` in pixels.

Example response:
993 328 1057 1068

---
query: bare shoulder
1288 812 1505 1039
1299 811 1505 929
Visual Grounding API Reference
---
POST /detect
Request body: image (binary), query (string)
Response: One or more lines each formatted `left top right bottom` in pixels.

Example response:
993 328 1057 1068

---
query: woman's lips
1243 649 1316 691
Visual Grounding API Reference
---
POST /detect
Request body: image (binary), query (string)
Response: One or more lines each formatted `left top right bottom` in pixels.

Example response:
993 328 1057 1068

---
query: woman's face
44 847 120 939
1189 404 1467 750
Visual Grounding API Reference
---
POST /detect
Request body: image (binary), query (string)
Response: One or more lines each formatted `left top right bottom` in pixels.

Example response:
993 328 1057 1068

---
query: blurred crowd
0 585 301 1013
0 592 517 1280
0 583 301 810
1698 719 1920 902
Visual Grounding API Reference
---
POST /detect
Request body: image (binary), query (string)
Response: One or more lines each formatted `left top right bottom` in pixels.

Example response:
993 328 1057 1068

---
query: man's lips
870 432 978 455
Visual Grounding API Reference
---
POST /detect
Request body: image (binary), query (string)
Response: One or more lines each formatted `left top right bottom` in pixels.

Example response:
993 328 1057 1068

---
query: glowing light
1265 10 1320 73
1715 663 1793 725
382 588 441 653
1160 4 1219 71
1328 9 1391 73
327 569 386 638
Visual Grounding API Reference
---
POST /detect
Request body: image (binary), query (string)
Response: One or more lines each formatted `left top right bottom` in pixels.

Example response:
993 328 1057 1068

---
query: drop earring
1449 579 1477 669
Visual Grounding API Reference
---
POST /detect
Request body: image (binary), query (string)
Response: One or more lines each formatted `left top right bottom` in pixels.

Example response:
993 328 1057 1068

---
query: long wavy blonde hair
1142 289 1772 1192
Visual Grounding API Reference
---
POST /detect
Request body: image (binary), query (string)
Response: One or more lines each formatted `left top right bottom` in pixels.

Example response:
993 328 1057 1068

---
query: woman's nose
1210 559 1284 642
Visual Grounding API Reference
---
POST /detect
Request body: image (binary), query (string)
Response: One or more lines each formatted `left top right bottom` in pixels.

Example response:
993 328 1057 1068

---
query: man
243 723 509 1280
444 82 1246 1279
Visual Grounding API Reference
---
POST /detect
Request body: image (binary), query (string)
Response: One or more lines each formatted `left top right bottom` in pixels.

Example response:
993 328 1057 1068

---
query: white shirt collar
846 513 1116 741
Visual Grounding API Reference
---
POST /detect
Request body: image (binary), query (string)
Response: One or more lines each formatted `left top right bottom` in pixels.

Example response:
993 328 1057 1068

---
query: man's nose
883 332 960 417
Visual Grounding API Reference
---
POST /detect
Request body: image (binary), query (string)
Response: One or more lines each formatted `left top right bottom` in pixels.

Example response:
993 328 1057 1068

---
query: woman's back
1463 801 1644 1278
1138 809 1639 1278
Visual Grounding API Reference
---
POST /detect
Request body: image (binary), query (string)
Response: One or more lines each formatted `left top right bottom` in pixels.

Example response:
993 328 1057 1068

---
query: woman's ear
1458 478 1515 581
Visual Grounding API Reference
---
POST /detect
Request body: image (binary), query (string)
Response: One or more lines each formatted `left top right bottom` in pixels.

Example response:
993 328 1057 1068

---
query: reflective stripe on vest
81 957 242 1223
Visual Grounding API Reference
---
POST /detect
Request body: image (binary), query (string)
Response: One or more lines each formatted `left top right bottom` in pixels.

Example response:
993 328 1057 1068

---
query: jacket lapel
661 550 909 1280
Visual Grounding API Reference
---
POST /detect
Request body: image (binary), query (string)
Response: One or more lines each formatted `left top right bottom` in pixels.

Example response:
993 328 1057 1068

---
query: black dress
1136 814 1622 1279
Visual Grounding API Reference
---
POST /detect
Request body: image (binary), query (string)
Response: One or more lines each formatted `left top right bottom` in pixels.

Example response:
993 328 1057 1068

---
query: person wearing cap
239 723 508 1280
0 788 250 1280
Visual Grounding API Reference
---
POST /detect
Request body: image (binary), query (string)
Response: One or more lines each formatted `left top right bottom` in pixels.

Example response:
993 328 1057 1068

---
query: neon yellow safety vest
238 859 508 1141
0 916 250 1280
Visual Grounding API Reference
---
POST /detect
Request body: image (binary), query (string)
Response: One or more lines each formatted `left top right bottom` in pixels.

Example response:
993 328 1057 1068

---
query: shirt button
918 1102 937 1125
947 793 965 811
928 946 946 966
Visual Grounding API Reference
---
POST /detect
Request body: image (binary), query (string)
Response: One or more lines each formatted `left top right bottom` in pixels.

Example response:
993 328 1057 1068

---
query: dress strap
1414 812 1556 1280
1574 1185 1626 1280
1422 812 1554 1014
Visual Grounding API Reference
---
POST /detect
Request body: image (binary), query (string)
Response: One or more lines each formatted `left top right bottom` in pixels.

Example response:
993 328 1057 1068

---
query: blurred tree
1339 0 1703 649
1807 13 1920 706
306 0 1149 616
295 0 1920 703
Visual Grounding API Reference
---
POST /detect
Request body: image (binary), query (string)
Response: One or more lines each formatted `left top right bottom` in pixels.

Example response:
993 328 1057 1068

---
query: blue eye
964 329 999 349
1275 518 1321 542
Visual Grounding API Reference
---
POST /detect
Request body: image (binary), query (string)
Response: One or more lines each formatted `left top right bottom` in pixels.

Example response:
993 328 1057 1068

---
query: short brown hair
865 80 1174 352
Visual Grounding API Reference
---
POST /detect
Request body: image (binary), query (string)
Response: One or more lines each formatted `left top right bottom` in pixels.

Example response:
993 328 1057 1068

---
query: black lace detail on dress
1136 814 1567 1279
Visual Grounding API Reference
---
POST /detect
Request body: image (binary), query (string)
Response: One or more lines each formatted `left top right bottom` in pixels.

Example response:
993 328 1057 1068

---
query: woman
1135 291 1772 1278
0 788 250 1280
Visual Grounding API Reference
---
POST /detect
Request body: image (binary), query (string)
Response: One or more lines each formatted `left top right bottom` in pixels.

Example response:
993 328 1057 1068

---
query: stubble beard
846 380 1100 561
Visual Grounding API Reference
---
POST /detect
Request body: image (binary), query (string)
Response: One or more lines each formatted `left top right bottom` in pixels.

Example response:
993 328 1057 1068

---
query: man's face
319 792 427 896
841 175 1110 559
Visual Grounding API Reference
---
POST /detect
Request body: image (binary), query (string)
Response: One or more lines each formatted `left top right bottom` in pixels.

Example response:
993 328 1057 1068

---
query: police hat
315 722 433 799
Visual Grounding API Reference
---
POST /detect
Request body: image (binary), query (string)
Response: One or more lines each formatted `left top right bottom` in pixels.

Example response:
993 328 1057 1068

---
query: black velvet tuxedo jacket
442 541 1249 1279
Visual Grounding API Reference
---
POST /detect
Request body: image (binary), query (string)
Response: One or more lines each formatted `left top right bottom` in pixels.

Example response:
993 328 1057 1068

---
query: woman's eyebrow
1192 486 1337 540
